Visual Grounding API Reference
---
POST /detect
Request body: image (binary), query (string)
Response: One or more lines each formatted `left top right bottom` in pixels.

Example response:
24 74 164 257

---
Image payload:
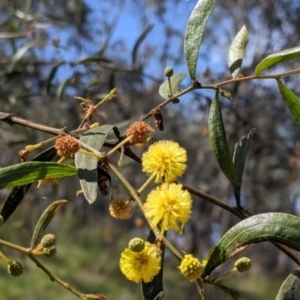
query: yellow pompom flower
142 140 187 183
179 254 202 282
144 183 192 233
120 242 161 283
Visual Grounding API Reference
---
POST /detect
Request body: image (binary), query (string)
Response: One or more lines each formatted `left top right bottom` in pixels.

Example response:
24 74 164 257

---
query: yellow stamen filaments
144 183 192 234
142 140 187 183
120 242 161 283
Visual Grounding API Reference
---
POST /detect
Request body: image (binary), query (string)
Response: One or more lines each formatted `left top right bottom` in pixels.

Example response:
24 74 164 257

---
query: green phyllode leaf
46 62 63 93
255 46 300 75
228 25 249 78
0 162 76 190
131 24 154 65
233 128 256 187
158 72 187 99
31 200 67 248
277 80 300 127
142 229 165 300
208 91 239 188
74 125 114 204
0 147 57 224
275 269 300 300
184 0 216 80
203 213 300 277
8 42 35 73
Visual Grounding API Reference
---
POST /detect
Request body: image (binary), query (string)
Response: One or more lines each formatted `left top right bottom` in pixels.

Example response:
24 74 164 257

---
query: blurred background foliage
0 0 300 299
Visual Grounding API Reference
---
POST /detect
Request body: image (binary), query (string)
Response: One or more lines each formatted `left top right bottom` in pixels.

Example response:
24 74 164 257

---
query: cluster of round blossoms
119 139 200 283
142 140 191 234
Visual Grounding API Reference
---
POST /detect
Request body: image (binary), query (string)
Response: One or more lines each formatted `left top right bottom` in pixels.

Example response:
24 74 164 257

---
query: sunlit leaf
132 24 154 65
8 42 35 73
184 0 216 79
0 162 76 189
203 213 300 277
86 78 102 88
0 147 57 224
255 46 300 75
31 200 67 248
56 76 72 101
75 125 115 204
228 25 248 78
275 269 300 300
158 73 187 99
277 80 300 127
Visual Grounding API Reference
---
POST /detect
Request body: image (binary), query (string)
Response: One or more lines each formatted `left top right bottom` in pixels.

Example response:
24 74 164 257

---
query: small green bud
234 257 251 272
43 246 57 257
220 89 232 100
128 238 145 252
164 66 174 77
41 233 56 248
8 261 24 277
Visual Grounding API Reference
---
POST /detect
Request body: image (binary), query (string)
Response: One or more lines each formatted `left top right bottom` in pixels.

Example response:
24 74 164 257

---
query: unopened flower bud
8 261 24 277
43 246 57 257
234 257 251 272
129 238 145 252
41 234 56 248
164 66 174 77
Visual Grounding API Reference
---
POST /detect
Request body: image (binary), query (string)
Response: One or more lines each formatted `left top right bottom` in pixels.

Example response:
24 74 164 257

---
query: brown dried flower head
125 121 155 145
151 109 164 131
55 136 80 157
109 198 132 219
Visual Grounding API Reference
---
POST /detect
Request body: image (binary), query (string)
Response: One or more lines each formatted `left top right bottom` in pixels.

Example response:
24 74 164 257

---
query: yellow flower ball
142 140 187 183
144 183 192 233
120 242 161 283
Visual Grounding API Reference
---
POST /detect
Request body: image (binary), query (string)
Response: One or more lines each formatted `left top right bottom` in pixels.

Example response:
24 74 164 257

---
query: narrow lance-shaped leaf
78 56 112 64
0 162 77 190
46 62 63 93
31 200 67 248
158 73 187 99
56 76 73 101
203 213 300 277
142 229 165 300
277 80 300 127
0 146 57 224
233 128 256 187
132 24 154 65
228 25 249 78
208 91 240 188
184 0 216 80
275 269 300 300
75 125 115 204
255 46 300 75
8 41 35 73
